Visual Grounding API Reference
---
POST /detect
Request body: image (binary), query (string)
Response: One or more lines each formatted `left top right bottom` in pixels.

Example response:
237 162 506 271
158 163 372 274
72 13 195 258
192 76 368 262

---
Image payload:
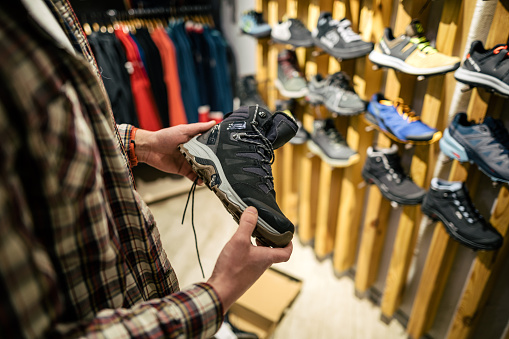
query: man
0 1 292 338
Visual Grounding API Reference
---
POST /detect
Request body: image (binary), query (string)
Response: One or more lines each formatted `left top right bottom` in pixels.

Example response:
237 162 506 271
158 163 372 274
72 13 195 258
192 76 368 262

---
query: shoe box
227 267 302 338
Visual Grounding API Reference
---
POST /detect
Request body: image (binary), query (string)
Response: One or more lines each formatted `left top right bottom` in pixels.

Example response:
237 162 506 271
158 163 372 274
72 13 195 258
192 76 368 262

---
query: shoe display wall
233 4 509 338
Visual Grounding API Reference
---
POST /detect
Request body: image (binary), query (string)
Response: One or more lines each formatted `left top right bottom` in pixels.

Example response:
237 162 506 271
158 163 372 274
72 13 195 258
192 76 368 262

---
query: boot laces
493 45 509 57
451 191 482 224
394 99 420 122
328 72 352 91
409 36 437 54
382 153 405 184
234 111 275 183
323 122 346 149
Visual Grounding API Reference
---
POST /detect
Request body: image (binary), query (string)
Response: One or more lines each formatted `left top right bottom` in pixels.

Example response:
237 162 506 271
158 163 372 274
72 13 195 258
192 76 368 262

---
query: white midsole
454 67 509 96
368 51 459 75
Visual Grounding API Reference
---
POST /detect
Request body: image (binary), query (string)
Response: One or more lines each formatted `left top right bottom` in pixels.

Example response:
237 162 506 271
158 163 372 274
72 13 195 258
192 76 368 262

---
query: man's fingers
267 241 293 263
237 207 258 239
182 121 216 137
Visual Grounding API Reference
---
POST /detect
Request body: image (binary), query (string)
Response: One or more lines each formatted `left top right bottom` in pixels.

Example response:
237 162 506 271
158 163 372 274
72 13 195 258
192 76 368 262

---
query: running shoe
362 145 426 205
179 105 297 247
271 17 314 47
365 94 440 143
369 19 460 76
307 118 359 167
454 40 509 96
307 71 366 115
275 49 308 98
311 12 373 60
439 112 509 183
421 178 503 251
240 10 271 38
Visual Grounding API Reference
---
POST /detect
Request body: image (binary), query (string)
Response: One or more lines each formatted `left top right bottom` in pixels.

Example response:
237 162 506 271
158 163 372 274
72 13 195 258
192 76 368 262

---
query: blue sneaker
240 10 271 38
365 94 439 143
440 113 509 183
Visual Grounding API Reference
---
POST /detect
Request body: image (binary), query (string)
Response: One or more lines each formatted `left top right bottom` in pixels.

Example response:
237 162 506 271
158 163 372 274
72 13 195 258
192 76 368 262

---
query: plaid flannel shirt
0 1 223 338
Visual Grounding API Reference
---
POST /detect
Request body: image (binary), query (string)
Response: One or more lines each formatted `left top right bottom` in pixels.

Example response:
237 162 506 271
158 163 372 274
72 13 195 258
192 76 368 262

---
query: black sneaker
421 178 503 251
306 71 366 115
179 106 298 247
275 49 308 98
237 75 268 109
362 145 425 205
271 17 314 47
454 40 509 96
311 12 373 60
307 118 359 167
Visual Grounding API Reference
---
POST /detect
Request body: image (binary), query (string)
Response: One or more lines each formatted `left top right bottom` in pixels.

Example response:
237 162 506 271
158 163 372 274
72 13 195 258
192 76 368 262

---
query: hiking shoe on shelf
368 19 460 76
362 145 426 205
312 12 373 60
237 75 268 109
179 105 297 247
240 10 271 38
439 112 509 183
311 12 373 60
421 178 503 251
271 17 314 47
275 49 308 98
307 71 366 115
454 40 509 97
365 93 441 143
307 118 359 167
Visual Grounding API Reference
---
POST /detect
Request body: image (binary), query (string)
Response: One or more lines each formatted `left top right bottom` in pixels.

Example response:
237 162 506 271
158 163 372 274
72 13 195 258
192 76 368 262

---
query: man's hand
207 207 293 312
134 121 216 182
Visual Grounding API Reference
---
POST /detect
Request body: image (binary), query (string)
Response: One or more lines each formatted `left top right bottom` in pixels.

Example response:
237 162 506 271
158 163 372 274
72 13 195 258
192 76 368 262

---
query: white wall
220 0 257 76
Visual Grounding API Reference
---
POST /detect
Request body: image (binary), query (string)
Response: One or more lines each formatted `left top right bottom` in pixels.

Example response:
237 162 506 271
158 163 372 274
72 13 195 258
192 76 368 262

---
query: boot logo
207 125 220 145
227 121 247 130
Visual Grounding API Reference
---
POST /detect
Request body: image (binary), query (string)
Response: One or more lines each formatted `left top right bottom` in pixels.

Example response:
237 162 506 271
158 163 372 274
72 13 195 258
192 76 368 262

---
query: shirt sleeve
72 283 224 339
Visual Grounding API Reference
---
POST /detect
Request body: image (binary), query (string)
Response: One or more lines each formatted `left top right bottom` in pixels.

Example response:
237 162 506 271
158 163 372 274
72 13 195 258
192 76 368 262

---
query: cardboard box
228 267 302 338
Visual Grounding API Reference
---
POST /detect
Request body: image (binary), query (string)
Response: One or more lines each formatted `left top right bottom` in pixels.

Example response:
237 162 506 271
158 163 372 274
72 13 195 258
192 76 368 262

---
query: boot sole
179 137 293 248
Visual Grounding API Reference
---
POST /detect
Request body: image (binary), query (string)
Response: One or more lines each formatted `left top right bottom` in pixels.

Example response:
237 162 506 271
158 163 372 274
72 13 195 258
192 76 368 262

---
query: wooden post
406 5 509 337
347 0 429 282
332 0 393 275
380 0 463 318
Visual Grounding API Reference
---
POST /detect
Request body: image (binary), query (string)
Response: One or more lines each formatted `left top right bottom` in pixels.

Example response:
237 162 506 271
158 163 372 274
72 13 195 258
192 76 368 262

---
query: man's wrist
133 129 152 164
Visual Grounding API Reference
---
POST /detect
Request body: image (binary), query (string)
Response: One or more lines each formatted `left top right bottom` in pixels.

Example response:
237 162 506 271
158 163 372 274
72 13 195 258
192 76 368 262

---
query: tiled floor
146 177 407 339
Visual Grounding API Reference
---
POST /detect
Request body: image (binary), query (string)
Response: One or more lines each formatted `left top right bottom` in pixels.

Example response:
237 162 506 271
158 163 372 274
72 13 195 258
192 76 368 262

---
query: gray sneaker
440 112 509 183
275 49 308 98
307 118 359 167
307 72 366 115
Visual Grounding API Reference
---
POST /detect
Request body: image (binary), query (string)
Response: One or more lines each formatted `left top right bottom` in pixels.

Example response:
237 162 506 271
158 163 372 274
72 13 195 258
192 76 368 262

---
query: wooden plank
332 0 393 275
380 0 463 319
407 4 509 337
297 112 321 244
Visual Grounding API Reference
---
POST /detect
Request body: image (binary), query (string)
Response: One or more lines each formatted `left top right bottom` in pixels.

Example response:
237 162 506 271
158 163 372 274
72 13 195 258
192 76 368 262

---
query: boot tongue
405 19 425 38
259 108 298 149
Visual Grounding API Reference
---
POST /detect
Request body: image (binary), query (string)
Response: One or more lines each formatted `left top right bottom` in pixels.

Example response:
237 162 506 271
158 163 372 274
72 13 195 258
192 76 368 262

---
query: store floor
148 182 407 339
